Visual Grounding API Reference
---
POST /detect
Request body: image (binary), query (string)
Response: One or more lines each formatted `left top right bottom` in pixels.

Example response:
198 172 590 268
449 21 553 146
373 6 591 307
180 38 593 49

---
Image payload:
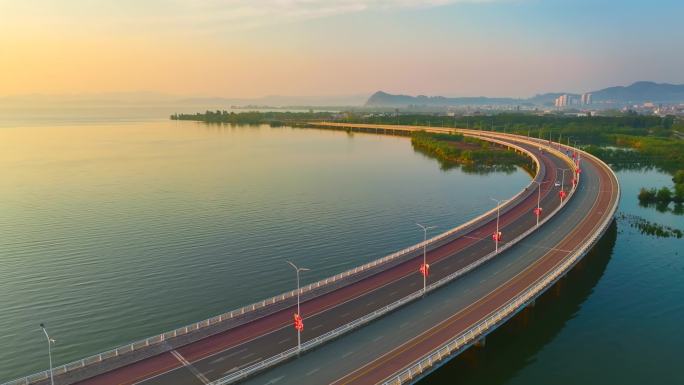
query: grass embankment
410 131 535 175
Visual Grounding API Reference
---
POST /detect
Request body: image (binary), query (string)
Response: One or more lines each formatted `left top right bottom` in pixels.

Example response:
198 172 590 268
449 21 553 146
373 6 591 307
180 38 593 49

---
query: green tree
673 170 684 185
656 186 672 203
674 184 684 203
638 188 657 203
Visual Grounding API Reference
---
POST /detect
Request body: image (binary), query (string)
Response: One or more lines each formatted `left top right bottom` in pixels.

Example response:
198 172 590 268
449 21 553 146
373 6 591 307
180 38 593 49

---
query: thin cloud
1 0 501 34
171 0 498 30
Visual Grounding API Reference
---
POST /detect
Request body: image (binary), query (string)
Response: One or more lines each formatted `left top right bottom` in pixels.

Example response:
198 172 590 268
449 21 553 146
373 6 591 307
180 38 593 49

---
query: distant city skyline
1 0 683 98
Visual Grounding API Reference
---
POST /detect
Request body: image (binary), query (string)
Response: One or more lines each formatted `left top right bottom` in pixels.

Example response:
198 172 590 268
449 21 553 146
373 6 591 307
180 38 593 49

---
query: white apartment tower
554 94 569 107
581 93 591 105
581 93 593 105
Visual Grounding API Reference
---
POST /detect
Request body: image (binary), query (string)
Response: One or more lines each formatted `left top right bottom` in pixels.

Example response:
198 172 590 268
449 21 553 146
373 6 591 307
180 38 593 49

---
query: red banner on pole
559 190 567 199
533 207 542 216
419 263 430 278
294 313 304 332
492 232 502 242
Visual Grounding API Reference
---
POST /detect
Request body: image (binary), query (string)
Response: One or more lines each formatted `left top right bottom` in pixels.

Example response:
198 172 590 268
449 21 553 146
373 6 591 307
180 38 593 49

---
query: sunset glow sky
1 0 683 98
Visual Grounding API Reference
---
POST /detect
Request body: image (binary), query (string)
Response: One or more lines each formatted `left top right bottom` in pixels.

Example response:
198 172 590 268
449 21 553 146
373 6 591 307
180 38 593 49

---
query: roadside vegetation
410 131 535 175
350 113 684 173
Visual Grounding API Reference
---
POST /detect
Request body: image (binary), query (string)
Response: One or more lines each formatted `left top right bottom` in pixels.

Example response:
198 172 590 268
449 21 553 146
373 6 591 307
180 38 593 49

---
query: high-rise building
555 94 569 108
581 93 592 105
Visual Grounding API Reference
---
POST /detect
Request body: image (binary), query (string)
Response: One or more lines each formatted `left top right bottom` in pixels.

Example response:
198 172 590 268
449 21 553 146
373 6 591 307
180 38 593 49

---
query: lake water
2 117 681 384
0 119 529 382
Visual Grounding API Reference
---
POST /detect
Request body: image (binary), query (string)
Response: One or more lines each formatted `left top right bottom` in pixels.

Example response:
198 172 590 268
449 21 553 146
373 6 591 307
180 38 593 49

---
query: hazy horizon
3 80 683 106
2 0 683 99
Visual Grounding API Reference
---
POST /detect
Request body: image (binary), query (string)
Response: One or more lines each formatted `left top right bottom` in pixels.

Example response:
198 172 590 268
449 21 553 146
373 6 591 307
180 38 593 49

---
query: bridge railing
0 130 566 385
209 136 580 385
381 148 620 385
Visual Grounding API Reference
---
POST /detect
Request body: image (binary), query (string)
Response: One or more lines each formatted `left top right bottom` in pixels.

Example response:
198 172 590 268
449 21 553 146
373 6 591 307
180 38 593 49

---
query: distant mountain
591 81 684 103
365 82 684 107
365 91 522 107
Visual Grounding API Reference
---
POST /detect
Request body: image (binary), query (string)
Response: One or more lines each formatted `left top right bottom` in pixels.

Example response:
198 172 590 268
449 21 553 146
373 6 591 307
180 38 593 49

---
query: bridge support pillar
528 299 536 308
474 337 486 348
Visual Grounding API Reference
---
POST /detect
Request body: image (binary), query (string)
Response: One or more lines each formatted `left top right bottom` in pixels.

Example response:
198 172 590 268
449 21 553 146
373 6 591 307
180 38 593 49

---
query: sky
1 0 683 99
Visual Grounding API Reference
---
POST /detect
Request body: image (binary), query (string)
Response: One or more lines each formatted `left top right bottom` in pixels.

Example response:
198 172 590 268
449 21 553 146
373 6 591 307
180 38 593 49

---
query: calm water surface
0 120 529 381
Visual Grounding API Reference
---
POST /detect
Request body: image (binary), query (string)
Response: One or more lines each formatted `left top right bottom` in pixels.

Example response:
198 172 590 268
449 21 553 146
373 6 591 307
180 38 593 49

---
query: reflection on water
421 221 617 384
639 200 684 216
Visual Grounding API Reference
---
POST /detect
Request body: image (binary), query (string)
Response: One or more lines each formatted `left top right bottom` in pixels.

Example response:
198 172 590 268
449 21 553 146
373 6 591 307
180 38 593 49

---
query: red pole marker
492 232 502 242
419 263 430 278
559 190 567 199
294 313 304 332
533 207 542 217
576 168 581 174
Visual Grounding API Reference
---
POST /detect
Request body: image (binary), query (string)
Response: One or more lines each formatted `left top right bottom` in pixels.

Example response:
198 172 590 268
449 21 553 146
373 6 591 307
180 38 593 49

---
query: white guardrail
209 132 580 385
0 130 543 385
381 147 620 385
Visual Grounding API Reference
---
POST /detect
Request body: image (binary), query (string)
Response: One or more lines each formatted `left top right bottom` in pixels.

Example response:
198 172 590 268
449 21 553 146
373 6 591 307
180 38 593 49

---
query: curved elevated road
6 126 618 385
238 125 618 385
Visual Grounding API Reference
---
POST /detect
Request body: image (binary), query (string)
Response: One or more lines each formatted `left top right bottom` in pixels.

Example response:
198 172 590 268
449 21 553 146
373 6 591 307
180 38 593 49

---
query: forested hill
366 82 684 107
365 91 522 107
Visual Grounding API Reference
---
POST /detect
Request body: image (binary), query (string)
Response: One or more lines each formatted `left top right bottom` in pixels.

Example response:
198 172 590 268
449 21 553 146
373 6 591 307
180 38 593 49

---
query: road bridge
3 125 619 385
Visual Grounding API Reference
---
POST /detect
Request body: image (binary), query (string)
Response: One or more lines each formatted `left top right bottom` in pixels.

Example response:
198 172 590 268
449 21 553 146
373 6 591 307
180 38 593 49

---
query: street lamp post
563 136 573 160
416 223 436 295
531 180 549 227
572 139 581 166
40 323 55 385
286 261 309 354
490 198 509 253
576 145 582 166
